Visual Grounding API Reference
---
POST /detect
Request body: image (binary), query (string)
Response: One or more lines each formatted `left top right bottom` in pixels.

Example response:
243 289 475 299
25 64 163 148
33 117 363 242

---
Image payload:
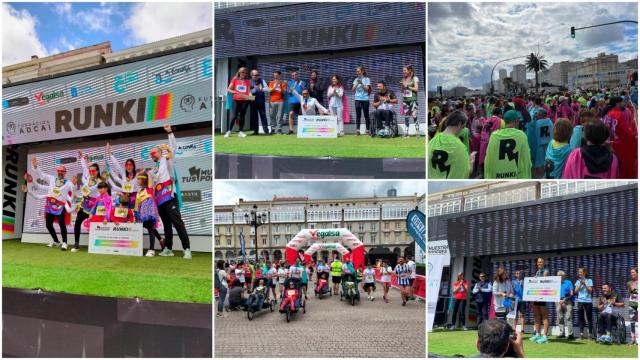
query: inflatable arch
284 228 365 269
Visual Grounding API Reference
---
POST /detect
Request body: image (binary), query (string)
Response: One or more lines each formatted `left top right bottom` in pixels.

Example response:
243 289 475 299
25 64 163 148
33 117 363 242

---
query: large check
297 115 338 138
89 223 143 256
523 276 561 302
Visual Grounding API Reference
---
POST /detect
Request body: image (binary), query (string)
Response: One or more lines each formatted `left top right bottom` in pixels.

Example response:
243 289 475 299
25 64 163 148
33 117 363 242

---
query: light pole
244 205 268 264
490 55 527 95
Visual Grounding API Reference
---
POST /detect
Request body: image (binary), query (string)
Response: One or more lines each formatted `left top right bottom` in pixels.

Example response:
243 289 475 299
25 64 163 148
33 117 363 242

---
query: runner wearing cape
484 110 532 179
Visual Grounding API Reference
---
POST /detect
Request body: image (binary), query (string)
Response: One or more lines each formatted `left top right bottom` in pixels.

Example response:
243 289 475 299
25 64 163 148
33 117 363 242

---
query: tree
525 52 549 95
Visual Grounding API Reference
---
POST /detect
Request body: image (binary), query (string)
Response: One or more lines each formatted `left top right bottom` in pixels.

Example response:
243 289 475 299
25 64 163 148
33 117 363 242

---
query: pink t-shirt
561 148 619 179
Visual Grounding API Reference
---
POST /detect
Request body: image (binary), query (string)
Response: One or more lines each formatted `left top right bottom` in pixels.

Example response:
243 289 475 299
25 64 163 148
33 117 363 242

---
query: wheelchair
369 110 399 138
594 312 627 344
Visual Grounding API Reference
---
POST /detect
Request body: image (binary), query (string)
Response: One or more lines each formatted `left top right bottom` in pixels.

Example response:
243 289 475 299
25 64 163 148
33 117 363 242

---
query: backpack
215 270 222 289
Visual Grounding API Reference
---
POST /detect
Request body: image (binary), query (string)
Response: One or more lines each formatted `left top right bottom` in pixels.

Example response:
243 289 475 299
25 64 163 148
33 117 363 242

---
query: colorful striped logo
94 239 139 248
2 215 15 234
146 93 172 121
302 128 336 133
526 290 557 296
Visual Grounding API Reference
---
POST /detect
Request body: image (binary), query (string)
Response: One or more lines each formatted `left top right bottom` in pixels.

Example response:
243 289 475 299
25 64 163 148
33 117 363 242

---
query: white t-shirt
235 268 245 283
217 270 228 288
277 268 288 284
363 268 376 283
407 260 417 279
267 268 278 285
289 265 304 279
380 266 393 283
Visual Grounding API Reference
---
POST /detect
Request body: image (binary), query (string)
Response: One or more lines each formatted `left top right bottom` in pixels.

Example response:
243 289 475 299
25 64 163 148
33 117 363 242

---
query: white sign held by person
522 276 561 302
427 240 449 331
297 115 338 138
89 223 143 256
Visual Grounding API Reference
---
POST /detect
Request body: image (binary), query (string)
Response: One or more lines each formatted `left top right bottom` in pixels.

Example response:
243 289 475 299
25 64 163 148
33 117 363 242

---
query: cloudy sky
2 2 211 65
428 2 638 90
214 181 425 206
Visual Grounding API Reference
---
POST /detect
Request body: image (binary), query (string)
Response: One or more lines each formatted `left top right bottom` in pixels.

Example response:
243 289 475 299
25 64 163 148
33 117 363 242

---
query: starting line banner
522 276 562 302
297 115 337 138
89 222 143 256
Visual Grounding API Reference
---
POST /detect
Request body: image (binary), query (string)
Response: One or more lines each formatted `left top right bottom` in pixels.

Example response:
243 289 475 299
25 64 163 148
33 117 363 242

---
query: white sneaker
224 131 231 138
61 242 68 251
371 296 375 301
70 247 78 253
238 131 247 138
145 249 155 257
183 249 192 260
46 241 58 248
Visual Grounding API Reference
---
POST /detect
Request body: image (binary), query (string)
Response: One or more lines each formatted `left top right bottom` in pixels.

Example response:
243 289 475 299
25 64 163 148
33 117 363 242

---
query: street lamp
244 205 268 264
490 55 527 95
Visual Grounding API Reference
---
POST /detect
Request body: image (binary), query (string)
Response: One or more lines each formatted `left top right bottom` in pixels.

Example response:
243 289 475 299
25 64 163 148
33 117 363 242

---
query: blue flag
239 231 246 263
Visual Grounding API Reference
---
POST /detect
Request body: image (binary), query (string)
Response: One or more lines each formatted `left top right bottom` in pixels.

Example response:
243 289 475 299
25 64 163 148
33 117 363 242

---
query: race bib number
50 188 62 197
114 208 128 218
81 186 91 196
95 206 106 216
287 290 296 296
403 89 412 97
236 84 247 93
122 182 135 193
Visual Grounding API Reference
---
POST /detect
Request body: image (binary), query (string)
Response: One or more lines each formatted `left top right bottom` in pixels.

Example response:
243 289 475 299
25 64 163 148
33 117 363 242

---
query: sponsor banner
428 240 450 266
89 222 143 256
427 240 449 331
215 2 425 58
297 115 338 138
406 209 425 266
522 276 561 302
3 47 211 145
2 145 27 239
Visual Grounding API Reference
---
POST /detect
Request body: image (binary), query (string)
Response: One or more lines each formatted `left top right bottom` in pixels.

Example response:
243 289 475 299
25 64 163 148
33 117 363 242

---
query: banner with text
89 222 143 256
297 115 338 138
428 240 449 331
522 276 561 302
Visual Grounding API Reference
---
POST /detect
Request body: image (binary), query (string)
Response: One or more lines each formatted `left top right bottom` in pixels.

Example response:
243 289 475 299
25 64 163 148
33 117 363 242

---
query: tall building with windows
214 192 424 262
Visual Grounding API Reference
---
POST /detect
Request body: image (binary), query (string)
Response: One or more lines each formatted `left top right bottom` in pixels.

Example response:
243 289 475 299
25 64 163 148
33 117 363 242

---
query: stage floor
428 328 638 358
2 239 212 304
215 133 426 159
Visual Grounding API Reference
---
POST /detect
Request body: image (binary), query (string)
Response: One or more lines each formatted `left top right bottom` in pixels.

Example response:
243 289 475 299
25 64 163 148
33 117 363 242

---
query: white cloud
124 2 211 46
2 4 48 65
53 3 119 34
428 2 638 90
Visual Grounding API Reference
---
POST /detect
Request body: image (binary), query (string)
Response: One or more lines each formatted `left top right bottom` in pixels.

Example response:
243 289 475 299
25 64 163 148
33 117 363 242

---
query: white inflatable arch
284 228 365 269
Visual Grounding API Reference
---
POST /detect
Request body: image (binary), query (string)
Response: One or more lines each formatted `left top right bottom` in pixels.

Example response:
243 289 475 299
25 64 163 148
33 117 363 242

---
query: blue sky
3 2 211 65
428 2 638 90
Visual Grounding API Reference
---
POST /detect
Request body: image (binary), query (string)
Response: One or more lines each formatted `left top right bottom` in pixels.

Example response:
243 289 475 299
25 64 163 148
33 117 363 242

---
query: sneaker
70 247 79 253
145 249 155 257
402 300 406 306
371 296 375 301
604 335 613 344
238 131 247 138
462 326 468 331
535 335 548 344
46 241 59 248
216 313 226 318
288 130 294 135
580 333 587 340
597 335 605 343
223 131 231 138
183 249 192 260
384 298 389 303
158 248 174 257
529 334 540 342
61 242 68 251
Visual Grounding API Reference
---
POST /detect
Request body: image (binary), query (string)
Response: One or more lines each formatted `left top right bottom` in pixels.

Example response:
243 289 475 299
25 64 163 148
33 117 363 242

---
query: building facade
214 192 424 262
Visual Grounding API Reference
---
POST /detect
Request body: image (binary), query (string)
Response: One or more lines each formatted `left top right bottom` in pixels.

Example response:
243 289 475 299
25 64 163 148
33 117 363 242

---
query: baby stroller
340 273 361 306
279 278 306 323
314 271 332 299
246 277 275 320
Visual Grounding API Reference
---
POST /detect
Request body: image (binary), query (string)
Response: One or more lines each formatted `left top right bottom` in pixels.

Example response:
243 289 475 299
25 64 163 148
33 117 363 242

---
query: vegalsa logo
175 143 198 156
55 93 172 133
309 230 341 238
34 90 64 106
182 166 212 183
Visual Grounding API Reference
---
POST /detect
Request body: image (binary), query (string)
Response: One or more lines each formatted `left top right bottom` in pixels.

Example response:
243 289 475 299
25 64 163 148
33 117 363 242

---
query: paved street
214 285 425 358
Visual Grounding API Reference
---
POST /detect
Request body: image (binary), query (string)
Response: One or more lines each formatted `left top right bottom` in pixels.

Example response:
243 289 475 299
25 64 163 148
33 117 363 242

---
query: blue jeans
249 295 265 310
217 286 227 313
